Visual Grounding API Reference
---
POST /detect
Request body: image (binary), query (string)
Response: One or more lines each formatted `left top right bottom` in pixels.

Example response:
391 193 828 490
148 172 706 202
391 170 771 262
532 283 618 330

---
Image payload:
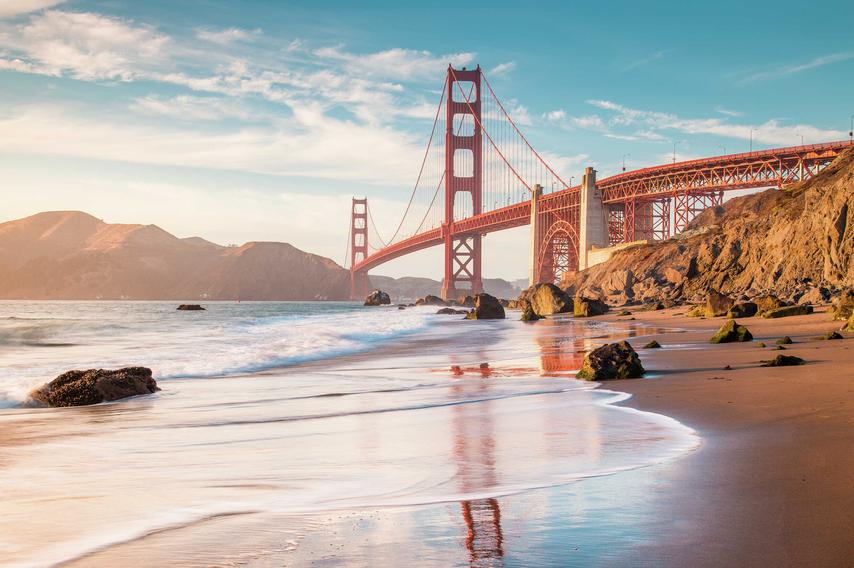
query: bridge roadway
353 140 851 274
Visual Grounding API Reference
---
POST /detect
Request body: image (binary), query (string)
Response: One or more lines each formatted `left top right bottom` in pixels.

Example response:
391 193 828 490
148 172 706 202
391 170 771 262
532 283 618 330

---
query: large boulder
364 290 391 306
464 293 505 320
710 320 753 343
519 300 543 322
727 302 758 318
754 294 785 314
762 305 813 319
576 341 645 381
416 295 448 306
30 367 159 407
705 290 735 317
520 283 573 316
437 307 467 315
831 289 854 321
574 296 609 317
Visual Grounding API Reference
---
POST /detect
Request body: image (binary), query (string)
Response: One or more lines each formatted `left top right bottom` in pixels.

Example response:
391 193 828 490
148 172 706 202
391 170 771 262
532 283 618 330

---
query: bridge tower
441 65 483 300
349 197 370 300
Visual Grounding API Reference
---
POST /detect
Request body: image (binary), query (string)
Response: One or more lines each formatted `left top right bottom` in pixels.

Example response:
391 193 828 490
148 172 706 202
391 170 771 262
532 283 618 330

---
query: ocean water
0 301 698 567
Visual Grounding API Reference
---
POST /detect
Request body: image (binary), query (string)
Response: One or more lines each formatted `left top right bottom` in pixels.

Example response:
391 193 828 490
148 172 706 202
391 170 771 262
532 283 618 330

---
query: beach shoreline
606 306 854 566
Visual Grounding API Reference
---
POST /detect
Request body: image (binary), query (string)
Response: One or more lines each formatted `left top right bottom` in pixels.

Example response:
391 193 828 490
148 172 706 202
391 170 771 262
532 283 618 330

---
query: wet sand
608 306 854 567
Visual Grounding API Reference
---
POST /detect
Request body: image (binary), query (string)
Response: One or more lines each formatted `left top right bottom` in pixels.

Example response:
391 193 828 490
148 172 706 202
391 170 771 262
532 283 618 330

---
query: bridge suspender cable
449 68 532 193
481 73 571 189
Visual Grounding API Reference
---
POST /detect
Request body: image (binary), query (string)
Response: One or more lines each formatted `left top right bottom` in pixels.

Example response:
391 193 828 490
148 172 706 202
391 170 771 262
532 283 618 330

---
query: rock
727 302 758 318
397 305 406 310
520 303 543 322
645 301 665 311
576 341 645 381
498 298 510 307
831 289 854 321
844 314 854 332
574 296 609 317
686 304 705 317
762 305 814 318
29 367 159 407
519 283 573 316
643 340 662 349
705 290 735 317
416 295 448 306
617 310 632 316
776 336 793 345
464 293 505 320
457 295 475 308
798 287 830 306
754 294 785 314
761 355 805 367
436 307 467 315
817 331 843 340
177 304 205 311
723 364 732 370
756 342 766 348
774 345 786 350
364 290 391 306
710 320 753 343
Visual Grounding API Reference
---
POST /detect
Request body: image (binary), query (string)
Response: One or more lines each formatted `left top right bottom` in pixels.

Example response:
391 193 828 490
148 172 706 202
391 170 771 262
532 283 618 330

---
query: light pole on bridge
718 145 726 155
849 114 853 145
749 129 754 152
622 153 631 172
672 141 683 164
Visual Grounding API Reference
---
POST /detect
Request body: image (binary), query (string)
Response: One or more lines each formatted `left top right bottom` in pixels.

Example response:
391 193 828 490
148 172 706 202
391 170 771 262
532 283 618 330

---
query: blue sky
1 0 852 279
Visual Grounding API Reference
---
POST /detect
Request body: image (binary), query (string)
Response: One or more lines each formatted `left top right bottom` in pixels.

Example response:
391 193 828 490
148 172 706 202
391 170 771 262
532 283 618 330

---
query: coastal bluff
566 148 854 305
0 211 350 300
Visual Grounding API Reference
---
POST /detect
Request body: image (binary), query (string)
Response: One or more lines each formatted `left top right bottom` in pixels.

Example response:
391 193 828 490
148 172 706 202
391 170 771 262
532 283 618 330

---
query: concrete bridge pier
578 167 609 270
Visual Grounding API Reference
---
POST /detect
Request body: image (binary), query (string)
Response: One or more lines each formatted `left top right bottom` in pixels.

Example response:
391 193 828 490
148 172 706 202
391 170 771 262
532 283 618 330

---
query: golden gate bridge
348 65 851 300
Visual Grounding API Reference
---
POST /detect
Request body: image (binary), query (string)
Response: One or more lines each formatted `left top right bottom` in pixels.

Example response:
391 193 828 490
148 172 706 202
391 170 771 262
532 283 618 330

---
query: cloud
585 99 846 145
313 46 475 81
0 0 64 18
739 52 854 82
130 95 253 121
715 106 742 117
489 61 515 77
0 10 170 80
621 49 670 71
544 109 566 122
195 27 259 45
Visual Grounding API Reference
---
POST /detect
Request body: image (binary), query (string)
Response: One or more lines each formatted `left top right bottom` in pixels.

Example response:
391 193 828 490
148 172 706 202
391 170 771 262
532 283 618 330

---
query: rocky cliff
566 148 854 304
0 211 350 300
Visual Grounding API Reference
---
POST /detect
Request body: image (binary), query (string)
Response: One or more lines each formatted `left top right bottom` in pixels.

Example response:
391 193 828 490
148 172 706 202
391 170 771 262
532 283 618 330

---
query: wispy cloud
739 52 854 82
0 0 65 19
621 49 670 71
489 61 515 77
195 27 260 45
715 106 742 117
584 99 846 145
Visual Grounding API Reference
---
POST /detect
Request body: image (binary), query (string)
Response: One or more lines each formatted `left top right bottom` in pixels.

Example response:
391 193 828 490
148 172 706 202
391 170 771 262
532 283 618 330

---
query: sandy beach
608 306 854 567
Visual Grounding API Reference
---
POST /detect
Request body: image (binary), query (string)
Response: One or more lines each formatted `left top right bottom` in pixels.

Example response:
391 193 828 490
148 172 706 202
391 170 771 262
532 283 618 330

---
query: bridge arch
536 218 579 285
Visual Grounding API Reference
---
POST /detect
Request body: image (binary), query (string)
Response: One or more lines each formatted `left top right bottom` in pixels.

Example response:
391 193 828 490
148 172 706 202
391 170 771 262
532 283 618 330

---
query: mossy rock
761 355 805 367
756 342 766 348
762 305 813 319
617 310 632 316
727 302 758 319
817 331 843 340
576 341 645 381
643 340 662 349
710 320 753 343
776 336 793 345
686 305 705 318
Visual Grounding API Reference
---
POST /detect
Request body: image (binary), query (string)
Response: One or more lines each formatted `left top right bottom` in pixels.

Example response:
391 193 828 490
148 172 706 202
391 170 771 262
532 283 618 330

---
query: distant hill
0 211 350 300
369 275 524 302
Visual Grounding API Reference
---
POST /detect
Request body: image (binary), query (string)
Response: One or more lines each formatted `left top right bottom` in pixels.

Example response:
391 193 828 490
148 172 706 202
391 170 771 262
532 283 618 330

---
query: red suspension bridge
348 65 851 300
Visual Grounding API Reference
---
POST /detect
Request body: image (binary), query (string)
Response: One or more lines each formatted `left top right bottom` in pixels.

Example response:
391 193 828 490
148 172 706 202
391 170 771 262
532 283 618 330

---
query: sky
1 0 852 280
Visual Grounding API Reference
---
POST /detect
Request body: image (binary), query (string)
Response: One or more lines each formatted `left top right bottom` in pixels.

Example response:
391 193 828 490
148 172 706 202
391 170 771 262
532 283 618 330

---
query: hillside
567 148 854 304
0 211 350 300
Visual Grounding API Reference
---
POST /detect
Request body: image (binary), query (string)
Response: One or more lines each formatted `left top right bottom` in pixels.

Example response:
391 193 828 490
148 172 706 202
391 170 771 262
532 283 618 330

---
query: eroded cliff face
565 148 854 304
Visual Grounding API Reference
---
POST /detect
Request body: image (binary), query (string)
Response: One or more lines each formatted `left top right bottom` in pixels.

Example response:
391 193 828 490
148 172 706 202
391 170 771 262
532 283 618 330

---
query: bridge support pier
528 184 542 287
348 197 369 300
578 167 609 270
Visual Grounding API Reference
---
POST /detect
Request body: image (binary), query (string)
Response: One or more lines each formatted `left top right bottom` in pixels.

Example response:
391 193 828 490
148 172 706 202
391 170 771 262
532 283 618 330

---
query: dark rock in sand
761 355 805 367
817 331 844 340
574 296 609 317
177 304 205 311
364 290 391 306
437 307 467 315
645 301 665 311
643 340 662 349
520 302 543 322
30 367 159 407
776 336 793 344
519 283 573 316
617 310 632 316
464 293 505 320
705 290 735 317
710 320 753 343
727 302 758 318
416 295 448 307
576 341 645 381
762 305 813 318
756 342 767 348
